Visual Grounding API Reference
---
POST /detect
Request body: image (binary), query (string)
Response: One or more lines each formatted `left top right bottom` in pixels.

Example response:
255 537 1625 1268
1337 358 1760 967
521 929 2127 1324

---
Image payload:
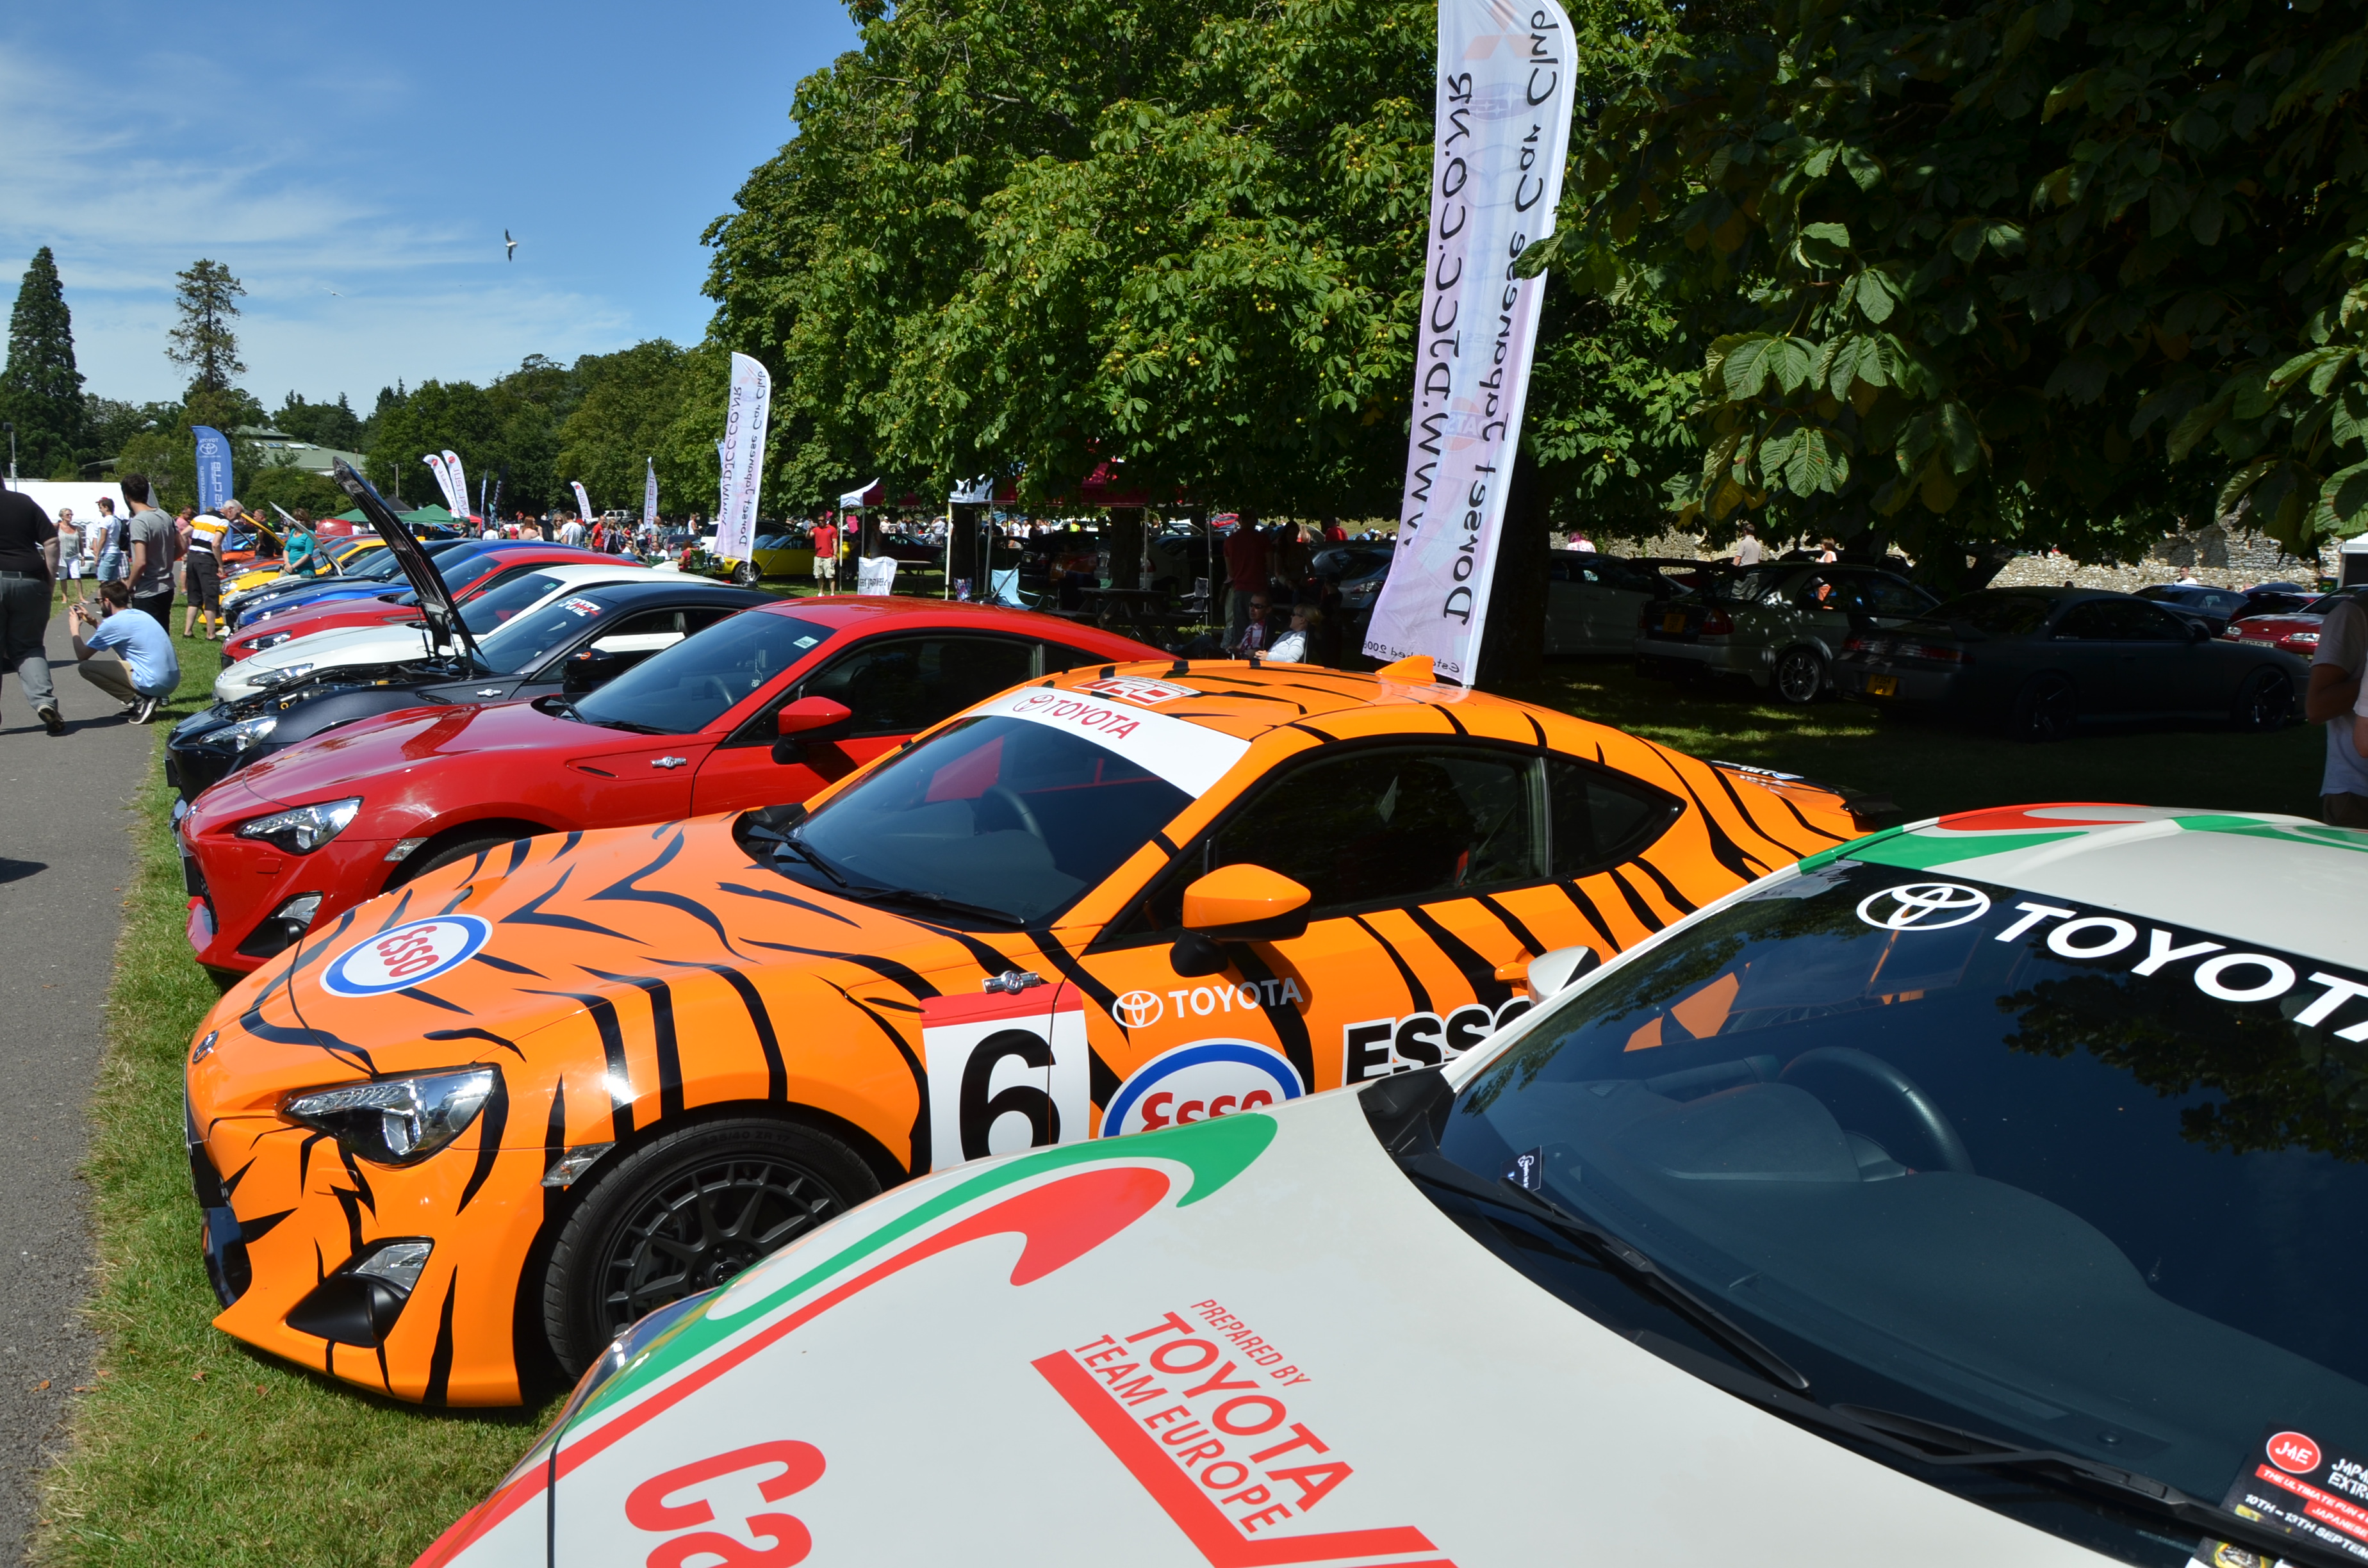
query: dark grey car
1830 587 2306 740
1636 564 1939 702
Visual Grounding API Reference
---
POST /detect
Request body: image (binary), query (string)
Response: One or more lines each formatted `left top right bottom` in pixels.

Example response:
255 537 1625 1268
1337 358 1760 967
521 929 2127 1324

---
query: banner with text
423 453 457 514
571 480 595 532
1362 0 1576 683
643 457 659 528
193 427 231 513
441 450 470 523
715 352 772 561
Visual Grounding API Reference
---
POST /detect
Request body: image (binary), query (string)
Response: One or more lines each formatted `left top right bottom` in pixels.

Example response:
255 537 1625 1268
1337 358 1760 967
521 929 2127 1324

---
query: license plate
2241 638 2276 648
1866 674 1898 697
1661 612 1686 633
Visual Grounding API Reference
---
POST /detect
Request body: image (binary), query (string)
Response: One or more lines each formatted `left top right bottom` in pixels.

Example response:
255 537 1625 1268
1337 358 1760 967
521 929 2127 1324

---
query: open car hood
332 459 480 667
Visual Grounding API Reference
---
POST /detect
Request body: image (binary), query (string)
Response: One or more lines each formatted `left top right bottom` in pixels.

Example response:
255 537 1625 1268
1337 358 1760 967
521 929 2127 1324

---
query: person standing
119 473 177 629
184 502 227 641
812 516 839 591
69 581 179 724
93 496 125 587
558 513 585 547
283 512 317 576
54 508 81 607
0 484 63 733
2319 594 2368 828
173 507 196 596
1732 522 1763 568
1222 519 1271 644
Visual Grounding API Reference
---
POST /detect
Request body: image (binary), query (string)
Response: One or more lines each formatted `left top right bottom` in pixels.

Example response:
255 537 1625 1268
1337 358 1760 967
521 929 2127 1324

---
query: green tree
363 379 505 509
166 260 245 394
555 340 692 515
1540 0 2368 566
0 247 85 479
273 391 364 450
108 386 266 512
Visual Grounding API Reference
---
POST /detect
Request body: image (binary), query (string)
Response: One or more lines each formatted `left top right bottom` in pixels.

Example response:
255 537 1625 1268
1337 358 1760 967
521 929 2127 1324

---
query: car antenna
1101 665 1117 678
1168 658 1190 678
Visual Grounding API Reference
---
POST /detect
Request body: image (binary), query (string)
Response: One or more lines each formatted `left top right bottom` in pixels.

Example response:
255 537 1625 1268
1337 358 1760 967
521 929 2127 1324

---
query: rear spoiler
332 460 481 667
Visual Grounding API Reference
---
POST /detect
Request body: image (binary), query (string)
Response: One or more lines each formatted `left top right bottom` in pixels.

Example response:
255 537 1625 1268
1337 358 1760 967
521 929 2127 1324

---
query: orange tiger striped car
184 658 1865 1405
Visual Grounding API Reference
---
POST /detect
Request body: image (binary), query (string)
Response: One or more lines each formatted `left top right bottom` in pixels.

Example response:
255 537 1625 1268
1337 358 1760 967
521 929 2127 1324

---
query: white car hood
420 1091 2112 1568
214 621 439 701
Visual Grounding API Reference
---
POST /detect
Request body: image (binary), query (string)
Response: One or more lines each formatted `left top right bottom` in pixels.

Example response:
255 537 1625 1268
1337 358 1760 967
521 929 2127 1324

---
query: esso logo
1112 990 1164 1029
2268 1432 2322 1474
1103 1041 1303 1138
1855 881 1992 931
322 915 491 997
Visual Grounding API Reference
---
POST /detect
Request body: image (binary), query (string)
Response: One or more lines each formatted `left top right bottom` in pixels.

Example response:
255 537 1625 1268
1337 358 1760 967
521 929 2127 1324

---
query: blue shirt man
72 582 181 723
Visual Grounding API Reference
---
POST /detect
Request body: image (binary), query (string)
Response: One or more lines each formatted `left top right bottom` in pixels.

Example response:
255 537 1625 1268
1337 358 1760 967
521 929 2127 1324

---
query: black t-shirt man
0 489 58 578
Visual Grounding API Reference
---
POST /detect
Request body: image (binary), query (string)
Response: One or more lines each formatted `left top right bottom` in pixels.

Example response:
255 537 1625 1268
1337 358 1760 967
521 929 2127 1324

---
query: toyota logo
1855 882 1991 931
1112 990 1164 1029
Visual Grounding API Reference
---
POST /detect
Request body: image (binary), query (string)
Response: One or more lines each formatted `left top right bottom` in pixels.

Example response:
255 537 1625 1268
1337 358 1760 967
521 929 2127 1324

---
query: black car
1832 587 2306 740
169 470 770 801
2133 582 2260 633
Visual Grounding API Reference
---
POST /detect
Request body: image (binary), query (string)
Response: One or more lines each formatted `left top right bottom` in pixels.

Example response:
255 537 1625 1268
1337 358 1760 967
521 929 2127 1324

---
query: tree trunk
1106 506 1146 590
1475 446 1548 690
946 505 980 593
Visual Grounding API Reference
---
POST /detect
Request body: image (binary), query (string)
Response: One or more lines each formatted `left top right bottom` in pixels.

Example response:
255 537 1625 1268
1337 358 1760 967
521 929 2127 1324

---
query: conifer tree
0 247 85 478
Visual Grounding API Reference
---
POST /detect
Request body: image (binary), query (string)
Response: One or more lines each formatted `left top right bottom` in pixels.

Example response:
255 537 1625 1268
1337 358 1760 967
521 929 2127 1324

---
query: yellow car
223 535 375 598
688 531 817 585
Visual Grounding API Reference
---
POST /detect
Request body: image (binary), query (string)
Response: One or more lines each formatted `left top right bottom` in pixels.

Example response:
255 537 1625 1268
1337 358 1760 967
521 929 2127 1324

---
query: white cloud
0 38 669 405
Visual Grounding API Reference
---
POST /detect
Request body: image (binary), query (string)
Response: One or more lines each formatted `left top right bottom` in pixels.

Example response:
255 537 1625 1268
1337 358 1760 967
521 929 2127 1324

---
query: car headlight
234 797 359 853
246 632 294 652
1342 580 1381 607
251 662 315 688
283 1066 499 1166
217 714 280 753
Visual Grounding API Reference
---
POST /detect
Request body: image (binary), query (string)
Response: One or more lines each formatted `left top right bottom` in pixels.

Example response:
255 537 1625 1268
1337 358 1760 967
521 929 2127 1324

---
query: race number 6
922 993 1090 1171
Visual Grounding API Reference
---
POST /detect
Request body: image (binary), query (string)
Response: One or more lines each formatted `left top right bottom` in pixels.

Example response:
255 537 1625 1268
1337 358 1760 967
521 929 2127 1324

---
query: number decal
921 991 1089 1171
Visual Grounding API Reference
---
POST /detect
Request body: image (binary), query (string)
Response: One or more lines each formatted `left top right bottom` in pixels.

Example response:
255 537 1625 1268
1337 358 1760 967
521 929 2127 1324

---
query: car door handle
650 756 689 769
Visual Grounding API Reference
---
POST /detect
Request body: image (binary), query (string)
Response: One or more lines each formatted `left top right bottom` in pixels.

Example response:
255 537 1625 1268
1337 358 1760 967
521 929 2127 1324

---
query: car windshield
574 610 832 733
435 549 503 591
2305 591 2366 616
1427 856 2368 1551
459 571 571 633
338 548 400 580
1692 568 1771 604
1925 591 2055 635
765 715 1192 926
473 591 619 674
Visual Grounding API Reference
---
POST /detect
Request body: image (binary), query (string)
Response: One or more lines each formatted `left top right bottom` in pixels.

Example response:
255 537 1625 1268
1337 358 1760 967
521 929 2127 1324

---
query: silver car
1545 551 1690 655
1636 564 1938 702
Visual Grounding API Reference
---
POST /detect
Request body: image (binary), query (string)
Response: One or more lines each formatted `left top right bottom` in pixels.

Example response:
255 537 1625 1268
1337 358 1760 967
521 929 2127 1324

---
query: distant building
233 425 368 478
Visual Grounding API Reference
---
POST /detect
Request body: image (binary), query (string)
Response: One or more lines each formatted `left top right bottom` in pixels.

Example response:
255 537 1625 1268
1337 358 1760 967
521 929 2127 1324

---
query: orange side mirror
1181 864 1311 933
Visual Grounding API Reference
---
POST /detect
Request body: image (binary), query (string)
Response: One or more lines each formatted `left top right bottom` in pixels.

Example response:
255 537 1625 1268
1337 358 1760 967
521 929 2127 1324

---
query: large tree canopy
0 247 85 480
1538 0 2368 563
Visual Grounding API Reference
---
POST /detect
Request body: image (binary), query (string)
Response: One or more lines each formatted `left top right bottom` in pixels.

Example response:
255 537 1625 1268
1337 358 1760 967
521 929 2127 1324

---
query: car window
588 605 741 655
575 610 828 735
1699 569 1781 605
475 592 625 674
798 635 1037 739
458 571 570 633
1851 575 1936 618
1928 592 2053 635
1040 641 1111 674
1548 757 1682 878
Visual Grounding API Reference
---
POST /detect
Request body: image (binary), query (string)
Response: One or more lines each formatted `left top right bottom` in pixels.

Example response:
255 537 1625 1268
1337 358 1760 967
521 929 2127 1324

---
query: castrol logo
322 915 491 997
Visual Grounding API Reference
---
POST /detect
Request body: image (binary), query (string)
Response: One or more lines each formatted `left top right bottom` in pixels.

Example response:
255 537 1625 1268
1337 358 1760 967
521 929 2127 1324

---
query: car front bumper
1832 660 1966 705
1633 635 1773 679
180 783 399 973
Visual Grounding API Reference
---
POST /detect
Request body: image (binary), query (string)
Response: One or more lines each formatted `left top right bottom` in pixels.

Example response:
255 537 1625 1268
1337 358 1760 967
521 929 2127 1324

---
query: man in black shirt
0 487 62 734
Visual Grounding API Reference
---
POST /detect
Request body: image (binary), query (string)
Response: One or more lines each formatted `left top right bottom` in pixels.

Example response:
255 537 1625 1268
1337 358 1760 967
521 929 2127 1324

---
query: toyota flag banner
643 457 659 530
1362 0 1577 683
716 352 772 562
192 427 231 513
423 453 458 514
571 480 595 533
441 450 470 523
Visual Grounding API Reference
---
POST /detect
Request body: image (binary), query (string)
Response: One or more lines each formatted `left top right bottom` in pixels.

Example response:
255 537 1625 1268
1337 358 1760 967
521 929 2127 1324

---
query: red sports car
224 541 616 661
2222 585 2367 658
178 596 1163 974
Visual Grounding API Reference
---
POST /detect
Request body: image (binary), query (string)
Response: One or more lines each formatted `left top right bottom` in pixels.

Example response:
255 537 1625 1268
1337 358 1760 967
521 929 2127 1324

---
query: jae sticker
322 915 491 996
561 597 602 617
1103 1041 1304 1137
1080 675 1197 706
2196 1425 2368 1564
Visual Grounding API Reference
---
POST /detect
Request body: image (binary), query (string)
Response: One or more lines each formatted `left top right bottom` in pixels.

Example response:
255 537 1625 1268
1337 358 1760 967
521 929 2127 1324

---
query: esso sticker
322 915 491 996
2267 1431 2322 1474
1103 1041 1303 1138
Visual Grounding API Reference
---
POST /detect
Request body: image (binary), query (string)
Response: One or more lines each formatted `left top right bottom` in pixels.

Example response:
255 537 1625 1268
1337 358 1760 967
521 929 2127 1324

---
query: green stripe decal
1841 829 2083 869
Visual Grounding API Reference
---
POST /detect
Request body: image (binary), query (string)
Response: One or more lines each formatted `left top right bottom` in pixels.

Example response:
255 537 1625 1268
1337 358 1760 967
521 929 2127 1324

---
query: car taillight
1700 608 1734 635
1894 641 1971 664
1843 636 1872 654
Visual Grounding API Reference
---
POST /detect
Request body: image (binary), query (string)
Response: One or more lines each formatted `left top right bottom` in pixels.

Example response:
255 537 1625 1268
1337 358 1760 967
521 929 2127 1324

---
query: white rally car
415 804 2368 1568
215 561 654 702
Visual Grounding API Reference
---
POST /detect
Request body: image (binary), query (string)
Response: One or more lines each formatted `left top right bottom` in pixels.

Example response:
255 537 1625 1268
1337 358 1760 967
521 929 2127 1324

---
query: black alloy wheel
541 1118 879 1375
2231 667 2296 733
2012 672 2079 743
1773 646 1827 705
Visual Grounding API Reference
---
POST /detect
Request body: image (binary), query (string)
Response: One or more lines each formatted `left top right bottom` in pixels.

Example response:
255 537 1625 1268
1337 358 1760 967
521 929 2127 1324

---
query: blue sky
1 0 859 409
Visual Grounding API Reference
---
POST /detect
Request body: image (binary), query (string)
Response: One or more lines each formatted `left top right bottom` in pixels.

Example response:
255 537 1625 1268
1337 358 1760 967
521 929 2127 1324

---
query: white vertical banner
423 453 458 514
1363 0 1577 683
571 480 595 531
643 457 659 530
715 352 771 562
441 449 470 521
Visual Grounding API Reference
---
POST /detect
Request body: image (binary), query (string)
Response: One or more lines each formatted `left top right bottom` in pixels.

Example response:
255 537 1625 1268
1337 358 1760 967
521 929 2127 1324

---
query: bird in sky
322 286 341 297
504 229 517 261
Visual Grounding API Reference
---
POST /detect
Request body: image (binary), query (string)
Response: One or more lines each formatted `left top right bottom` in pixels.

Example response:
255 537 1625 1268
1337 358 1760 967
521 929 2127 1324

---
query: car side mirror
1520 945 1602 999
1165 865 1312 976
562 647 631 692
771 695 853 763
2189 621 2213 642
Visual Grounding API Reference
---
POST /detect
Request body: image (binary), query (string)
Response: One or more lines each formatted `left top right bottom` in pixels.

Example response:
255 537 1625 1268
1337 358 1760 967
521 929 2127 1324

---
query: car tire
1773 646 1826 704
732 560 760 586
2231 667 2296 733
2011 673 2079 742
388 830 537 888
541 1116 880 1376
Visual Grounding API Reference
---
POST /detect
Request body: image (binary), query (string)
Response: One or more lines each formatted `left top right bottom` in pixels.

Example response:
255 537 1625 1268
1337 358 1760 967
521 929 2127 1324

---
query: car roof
1828 804 2368 966
748 595 1167 655
506 562 659 588
570 579 773 608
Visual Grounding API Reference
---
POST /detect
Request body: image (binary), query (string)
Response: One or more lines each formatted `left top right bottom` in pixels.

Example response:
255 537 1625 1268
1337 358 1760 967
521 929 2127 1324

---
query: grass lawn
34 610 2325 1565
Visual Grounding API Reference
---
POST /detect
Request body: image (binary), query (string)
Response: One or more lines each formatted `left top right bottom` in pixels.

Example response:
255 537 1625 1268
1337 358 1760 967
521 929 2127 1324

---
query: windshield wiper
1398 1152 1810 1395
843 885 1025 927
772 833 853 889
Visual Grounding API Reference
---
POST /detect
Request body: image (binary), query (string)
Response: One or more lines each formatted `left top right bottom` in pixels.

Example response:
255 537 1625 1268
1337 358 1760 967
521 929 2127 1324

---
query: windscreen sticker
1080 675 1199 706
976 685 1249 797
561 598 602 617
2192 1426 2368 1565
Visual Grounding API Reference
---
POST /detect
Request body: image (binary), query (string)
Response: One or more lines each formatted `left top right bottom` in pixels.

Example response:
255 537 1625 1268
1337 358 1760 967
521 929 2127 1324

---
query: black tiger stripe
374 1339 392 1394
329 1184 368 1256
653 960 788 1100
336 1144 377 1214
455 1070 509 1214
1352 915 1432 1014
1641 751 1768 883
1150 831 1179 855
734 940 943 1000
1285 721 1339 743
1435 705 1469 736
1629 854 1700 917
434 884 477 917
238 1002 372 1073
502 867 641 943
504 837 534 878
237 1207 293 1244
1704 760 1845 852
470 951 545 978
423 1026 523 1059
395 986 471 1015
1607 864 1670 932
1550 879 1624 954
580 970 685 1120
1014 935 1129 1106
522 990 634 1138
1403 905 1511 1006
1758 782 1852 845
555 830 583 859
588 833 746 956
1226 946 1317 1096
422 1276 458 1407
295 1131 329 1193
1476 893 1550 961
463 846 497 883
371 888 416 934
539 1077 568 1211
1523 712 1549 750
716 881 862 927
821 981 930 1176
220 1157 254 1199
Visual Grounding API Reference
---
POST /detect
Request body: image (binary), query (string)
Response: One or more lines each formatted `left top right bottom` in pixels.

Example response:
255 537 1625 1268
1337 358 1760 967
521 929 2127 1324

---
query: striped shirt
190 513 228 555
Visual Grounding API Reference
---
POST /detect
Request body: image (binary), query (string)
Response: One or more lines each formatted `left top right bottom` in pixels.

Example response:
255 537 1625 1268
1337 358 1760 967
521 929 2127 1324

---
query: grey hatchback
1634 563 1939 702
